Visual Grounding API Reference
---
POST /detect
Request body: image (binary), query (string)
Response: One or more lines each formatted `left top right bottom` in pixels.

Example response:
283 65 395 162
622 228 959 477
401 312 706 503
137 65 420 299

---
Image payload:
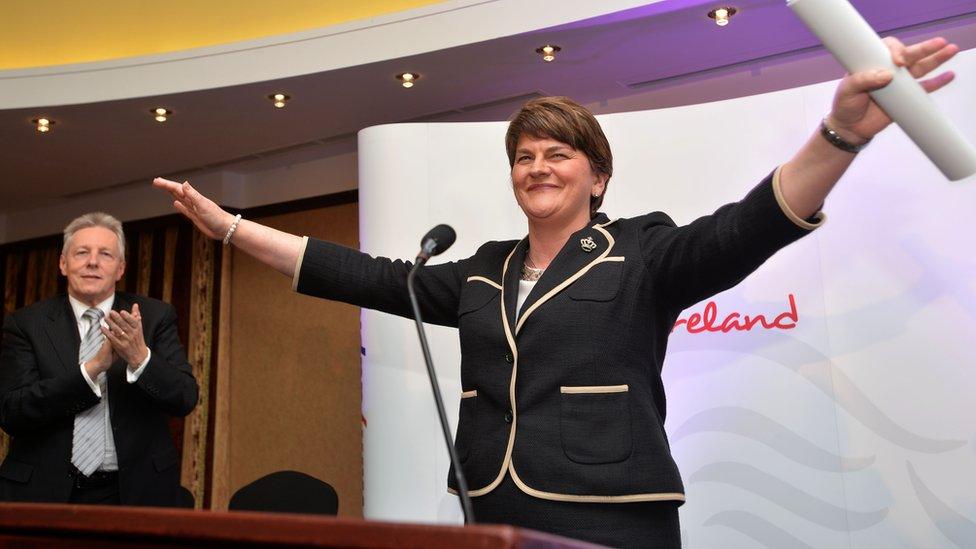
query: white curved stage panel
358 49 976 547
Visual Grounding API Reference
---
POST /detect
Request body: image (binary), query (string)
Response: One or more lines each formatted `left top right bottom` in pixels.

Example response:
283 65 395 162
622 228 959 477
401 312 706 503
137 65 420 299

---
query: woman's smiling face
511 134 606 226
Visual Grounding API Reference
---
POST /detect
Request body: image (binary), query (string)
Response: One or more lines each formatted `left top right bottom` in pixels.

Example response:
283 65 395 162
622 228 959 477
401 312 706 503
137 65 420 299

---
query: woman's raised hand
827 36 959 144
153 177 304 276
152 177 235 240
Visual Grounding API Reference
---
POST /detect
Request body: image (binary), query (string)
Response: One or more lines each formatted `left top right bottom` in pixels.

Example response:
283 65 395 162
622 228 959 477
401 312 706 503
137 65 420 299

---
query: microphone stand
407 258 475 524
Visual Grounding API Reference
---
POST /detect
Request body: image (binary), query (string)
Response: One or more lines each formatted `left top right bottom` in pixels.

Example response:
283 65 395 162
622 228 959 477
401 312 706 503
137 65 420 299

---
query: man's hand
83 339 116 379
103 303 149 369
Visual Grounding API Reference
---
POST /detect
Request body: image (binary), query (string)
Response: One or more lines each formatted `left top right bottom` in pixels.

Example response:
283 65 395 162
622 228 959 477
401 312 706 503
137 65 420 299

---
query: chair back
178 486 195 509
228 470 339 515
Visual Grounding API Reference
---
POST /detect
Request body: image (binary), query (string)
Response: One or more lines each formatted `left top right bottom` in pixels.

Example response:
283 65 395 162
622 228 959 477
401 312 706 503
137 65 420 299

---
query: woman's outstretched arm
153 177 304 278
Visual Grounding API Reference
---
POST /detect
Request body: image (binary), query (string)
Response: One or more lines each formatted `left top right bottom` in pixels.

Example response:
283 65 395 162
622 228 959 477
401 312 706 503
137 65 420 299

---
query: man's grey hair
62 212 126 259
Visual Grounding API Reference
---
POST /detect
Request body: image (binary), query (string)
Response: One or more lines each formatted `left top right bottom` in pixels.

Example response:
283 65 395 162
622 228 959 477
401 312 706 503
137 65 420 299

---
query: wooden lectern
0 503 602 548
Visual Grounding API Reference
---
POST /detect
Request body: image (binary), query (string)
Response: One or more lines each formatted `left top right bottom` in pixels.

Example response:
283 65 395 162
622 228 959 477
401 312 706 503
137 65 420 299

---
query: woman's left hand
826 36 959 144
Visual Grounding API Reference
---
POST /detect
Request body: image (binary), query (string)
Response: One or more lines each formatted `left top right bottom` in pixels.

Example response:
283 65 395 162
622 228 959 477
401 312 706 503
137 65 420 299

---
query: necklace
522 219 591 282
521 257 545 281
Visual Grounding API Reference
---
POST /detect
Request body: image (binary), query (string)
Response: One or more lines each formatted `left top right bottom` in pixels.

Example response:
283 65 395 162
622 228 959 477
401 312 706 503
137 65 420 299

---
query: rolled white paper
788 0 976 181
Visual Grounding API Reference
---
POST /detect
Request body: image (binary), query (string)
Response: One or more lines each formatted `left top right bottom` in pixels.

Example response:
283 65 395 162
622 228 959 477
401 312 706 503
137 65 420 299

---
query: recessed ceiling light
396 72 419 88
32 117 53 133
535 44 561 62
152 107 172 123
269 93 290 108
708 7 737 26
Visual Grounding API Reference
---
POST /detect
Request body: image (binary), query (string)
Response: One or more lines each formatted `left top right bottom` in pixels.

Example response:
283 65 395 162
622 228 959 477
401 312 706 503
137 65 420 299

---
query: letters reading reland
673 294 799 334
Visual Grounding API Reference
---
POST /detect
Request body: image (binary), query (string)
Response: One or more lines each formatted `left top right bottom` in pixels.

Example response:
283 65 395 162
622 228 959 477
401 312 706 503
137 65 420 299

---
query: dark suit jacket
0 292 199 506
294 171 819 503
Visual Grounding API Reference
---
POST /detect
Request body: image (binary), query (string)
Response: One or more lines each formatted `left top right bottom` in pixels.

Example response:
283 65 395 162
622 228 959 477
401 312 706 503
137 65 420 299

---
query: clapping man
0 212 198 506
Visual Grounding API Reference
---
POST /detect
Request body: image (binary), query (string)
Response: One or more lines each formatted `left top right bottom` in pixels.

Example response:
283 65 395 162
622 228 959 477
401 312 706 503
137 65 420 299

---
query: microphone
417 224 456 263
405 225 475 524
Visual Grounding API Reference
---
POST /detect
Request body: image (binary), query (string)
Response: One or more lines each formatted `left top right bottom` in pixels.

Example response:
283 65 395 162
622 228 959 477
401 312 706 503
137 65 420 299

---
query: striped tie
71 308 109 476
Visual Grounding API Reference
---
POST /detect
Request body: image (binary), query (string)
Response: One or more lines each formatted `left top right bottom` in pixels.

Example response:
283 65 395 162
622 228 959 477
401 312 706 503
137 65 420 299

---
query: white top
516 279 537 319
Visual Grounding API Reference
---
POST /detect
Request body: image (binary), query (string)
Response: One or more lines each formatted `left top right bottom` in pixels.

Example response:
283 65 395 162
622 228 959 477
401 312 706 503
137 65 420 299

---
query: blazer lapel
501 239 528 334
515 214 614 334
44 296 81 373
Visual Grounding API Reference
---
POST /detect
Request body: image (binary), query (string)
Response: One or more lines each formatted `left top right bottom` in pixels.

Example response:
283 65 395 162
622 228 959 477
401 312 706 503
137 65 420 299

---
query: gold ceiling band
0 1 442 70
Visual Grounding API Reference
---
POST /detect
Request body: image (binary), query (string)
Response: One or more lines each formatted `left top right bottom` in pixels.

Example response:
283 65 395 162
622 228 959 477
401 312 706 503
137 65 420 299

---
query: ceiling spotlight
152 107 172 122
535 44 561 62
396 72 419 88
708 7 737 26
32 117 54 133
269 93 290 108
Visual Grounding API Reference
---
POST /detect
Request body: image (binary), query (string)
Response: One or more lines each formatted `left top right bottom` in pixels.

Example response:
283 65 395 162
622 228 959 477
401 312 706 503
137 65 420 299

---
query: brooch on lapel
580 236 597 252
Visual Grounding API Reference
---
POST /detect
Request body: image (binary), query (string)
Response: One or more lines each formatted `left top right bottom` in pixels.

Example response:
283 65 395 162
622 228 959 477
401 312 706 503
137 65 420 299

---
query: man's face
59 226 125 306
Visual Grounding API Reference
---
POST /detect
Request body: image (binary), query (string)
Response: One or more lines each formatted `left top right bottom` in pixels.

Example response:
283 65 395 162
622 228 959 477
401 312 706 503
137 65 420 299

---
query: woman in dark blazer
154 36 958 547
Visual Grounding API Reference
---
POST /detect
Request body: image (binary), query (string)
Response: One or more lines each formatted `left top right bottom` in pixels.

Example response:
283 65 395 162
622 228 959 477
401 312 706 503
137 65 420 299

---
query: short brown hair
505 96 613 216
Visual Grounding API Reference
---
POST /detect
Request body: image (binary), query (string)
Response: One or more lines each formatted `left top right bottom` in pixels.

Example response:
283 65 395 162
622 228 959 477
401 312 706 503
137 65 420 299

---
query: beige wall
213 202 363 516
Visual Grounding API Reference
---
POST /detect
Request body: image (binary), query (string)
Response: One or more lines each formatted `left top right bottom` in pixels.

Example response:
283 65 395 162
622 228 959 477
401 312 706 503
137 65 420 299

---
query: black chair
228 470 339 516
178 485 195 509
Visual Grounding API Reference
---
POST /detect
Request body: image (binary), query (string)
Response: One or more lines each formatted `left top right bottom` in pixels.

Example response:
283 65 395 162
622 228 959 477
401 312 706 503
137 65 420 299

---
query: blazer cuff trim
291 236 310 292
772 166 827 231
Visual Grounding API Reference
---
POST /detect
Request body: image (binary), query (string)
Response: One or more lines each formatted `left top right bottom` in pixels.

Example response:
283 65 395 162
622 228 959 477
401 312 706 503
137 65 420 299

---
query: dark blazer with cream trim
0 293 198 506
294 171 818 502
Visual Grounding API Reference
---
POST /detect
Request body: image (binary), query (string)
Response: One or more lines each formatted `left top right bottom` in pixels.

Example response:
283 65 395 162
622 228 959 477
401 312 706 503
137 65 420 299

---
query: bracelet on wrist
820 119 870 154
222 214 242 245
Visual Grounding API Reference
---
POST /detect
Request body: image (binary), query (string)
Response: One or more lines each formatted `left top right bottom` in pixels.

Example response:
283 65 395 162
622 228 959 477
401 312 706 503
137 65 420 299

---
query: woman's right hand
153 177 235 240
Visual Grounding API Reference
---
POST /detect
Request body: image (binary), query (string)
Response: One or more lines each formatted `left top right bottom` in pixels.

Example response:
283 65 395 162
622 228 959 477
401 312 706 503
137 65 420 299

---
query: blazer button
504 410 513 423
504 353 513 364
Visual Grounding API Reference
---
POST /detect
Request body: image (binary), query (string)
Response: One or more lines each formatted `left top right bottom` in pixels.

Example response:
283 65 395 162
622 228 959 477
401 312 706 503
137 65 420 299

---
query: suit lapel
501 239 527 333
44 296 81 373
515 215 614 335
521 219 610 312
